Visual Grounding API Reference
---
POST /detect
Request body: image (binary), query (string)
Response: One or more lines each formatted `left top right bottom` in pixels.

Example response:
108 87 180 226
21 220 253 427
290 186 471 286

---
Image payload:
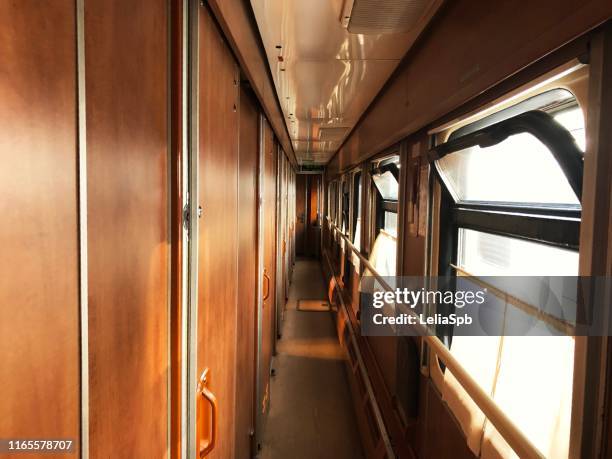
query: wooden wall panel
207 0 297 165
419 379 476 459
295 174 307 255
0 2 80 455
329 0 612 173
85 0 169 456
235 87 259 458
196 6 240 458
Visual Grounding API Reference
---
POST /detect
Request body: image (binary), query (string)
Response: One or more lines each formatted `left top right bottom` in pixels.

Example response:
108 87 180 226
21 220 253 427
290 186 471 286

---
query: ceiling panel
251 0 442 165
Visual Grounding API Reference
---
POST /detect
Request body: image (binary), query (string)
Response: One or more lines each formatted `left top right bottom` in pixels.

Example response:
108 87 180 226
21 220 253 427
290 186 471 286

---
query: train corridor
258 258 364 459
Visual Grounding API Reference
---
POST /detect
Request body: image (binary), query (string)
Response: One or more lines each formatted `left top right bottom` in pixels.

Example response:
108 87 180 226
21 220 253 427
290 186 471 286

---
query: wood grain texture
170 0 184 457
196 6 240 458
0 2 80 456
206 0 297 165
258 118 277 419
329 0 612 172
419 379 476 459
235 86 260 459
85 0 169 456
295 174 307 255
308 174 321 257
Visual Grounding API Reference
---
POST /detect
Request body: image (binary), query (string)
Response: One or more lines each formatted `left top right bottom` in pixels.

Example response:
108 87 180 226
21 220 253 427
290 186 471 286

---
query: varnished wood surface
416 378 477 459
574 22 612 459
308 175 321 257
329 0 612 173
235 86 260 459
170 1 185 457
259 118 277 420
0 2 80 456
207 0 296 165
295 174 307 255
85 0 169 456
196 6 240 458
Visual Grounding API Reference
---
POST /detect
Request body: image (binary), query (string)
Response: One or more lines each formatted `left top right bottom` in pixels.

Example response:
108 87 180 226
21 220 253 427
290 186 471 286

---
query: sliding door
194 5 240 458
235 86 260 458
255 118 277 447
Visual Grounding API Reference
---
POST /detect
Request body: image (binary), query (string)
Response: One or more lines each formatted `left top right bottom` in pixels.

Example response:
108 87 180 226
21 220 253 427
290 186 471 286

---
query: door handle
263 270 270 301
197 368 218 457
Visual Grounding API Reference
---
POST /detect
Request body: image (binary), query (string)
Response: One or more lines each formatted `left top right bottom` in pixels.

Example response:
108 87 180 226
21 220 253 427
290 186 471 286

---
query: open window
431 89 584 458
328 181 336 225
341 177 350 236
368 155 400 276
352 171 362 250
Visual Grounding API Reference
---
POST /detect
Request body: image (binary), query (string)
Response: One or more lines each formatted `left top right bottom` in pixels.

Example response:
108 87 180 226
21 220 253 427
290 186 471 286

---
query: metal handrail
327 221 544 459
323 251 396 459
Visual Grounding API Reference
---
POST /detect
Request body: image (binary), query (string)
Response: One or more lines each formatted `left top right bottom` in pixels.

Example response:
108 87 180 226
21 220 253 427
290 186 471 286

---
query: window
352 171 362 250
433 90 584 459
341 178 350 235
437 131 580 207
328 182 335 223
369 155 400 276
336 179 343 228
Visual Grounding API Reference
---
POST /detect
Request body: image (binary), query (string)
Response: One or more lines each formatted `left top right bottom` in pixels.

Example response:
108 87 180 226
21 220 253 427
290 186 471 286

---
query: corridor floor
258 258 364 459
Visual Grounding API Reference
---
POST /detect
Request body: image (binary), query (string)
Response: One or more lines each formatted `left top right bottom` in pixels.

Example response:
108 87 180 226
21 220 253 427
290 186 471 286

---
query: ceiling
250 0 442 165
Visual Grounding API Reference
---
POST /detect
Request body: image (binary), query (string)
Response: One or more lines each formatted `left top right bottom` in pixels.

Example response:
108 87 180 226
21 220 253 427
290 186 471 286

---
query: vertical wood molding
572 21 612 459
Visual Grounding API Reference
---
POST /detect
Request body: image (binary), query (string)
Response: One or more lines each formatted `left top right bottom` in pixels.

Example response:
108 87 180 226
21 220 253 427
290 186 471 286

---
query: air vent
341 0 431 34
319 126 350 141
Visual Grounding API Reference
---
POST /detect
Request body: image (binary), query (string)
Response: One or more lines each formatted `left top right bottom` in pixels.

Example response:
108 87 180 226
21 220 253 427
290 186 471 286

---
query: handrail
327 221 545 459
323 250 396 459
451 263 574 336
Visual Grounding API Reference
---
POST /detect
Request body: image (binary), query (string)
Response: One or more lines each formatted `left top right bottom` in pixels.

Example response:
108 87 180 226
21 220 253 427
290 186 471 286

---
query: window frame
371 155 400 238
432 106 584 279
350 169 362 244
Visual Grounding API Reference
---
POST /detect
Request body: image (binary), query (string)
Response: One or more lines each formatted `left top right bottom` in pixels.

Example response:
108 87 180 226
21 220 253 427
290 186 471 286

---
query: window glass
449 228 577 458
372 171 398 200
457 228 578 276
384 211 397 237
554 106 585 151
342 179 350 234
368 230 396 277
436 132 579 207
353 173 362 249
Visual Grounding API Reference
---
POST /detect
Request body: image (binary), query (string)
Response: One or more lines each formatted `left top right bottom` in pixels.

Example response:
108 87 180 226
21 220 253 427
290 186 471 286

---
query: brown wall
0 2 80 455
207 0 297 164
85 0 170 456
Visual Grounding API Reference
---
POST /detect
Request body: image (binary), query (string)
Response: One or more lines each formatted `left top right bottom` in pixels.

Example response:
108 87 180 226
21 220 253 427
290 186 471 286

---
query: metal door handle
198 368 217 457
263 270 270 301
